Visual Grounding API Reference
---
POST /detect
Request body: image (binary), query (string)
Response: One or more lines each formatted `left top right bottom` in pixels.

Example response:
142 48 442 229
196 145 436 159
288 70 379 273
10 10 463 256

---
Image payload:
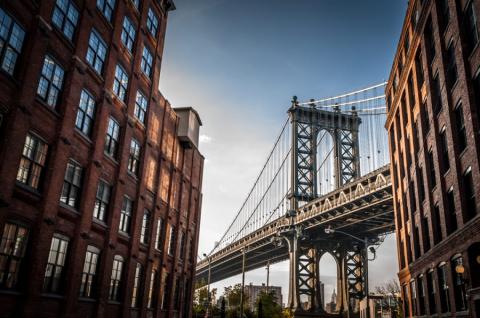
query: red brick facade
0 1 204 317
386 0 480 317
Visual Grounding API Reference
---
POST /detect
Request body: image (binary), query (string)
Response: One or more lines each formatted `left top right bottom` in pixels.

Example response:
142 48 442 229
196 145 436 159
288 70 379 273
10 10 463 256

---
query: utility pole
203 253 212 318
266 261 270 292
240 248 246 318
364 237 370 318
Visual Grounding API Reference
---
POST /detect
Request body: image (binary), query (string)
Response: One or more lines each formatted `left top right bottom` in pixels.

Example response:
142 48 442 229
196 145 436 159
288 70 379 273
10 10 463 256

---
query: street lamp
203 253 212 318
324 226 373 318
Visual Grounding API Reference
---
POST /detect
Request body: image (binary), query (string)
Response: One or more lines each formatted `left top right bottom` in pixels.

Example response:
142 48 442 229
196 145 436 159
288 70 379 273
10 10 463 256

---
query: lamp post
324 226 374 318
203 253 212 318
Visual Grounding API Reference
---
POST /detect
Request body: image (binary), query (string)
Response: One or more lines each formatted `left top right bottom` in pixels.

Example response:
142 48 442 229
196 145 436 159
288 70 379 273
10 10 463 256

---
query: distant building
386 0 480 317
320 281 325 308
244 283 282 312
325 289 337 313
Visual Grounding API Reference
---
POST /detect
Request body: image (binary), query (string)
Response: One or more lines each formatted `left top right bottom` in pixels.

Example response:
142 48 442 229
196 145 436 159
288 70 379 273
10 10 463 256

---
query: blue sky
159 0 407 304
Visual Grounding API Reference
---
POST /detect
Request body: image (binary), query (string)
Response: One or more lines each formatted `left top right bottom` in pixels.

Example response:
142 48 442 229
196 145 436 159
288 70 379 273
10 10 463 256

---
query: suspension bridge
196 83 395 317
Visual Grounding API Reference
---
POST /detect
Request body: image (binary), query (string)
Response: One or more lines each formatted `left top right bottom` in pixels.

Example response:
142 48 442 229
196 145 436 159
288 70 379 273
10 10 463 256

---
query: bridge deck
196 165 394 284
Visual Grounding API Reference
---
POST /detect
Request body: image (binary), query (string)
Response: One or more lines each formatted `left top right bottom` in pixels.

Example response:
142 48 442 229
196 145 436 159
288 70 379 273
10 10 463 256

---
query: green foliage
255 291 282 318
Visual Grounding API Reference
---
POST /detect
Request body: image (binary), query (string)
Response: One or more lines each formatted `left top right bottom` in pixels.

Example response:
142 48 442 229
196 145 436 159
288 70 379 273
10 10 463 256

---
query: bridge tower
285 97 365 317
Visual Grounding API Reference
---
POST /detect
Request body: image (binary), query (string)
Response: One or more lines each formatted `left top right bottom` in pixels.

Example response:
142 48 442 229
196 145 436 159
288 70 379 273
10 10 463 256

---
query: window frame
140 45 153 79
0 222 29 289
127 138 141 175
75 89 96 137
105 116 120 158
52 0 79 41
108 255 124 301
79 245 100 298
43 234 69 294
146 8 159 38
93 179 111 222
121 16 136 53
16 132 48 190
60 160 83 209
0 8 26 76
119 196 133 234
112 64 129 102
37 55 65 108
86 29 107 75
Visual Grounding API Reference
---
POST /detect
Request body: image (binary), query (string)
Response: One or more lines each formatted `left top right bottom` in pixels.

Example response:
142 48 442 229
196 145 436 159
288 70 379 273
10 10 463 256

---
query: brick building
386 0 480 317
0 0 204 317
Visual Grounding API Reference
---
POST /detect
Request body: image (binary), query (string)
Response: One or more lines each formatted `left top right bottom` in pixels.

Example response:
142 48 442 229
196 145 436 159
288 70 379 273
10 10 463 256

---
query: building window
161 271 169 309
121 17 136 52
146 8 159 37
445 42 458 89
119 196 132 234
464 1 479 54
425 19 436 62
60 160 83 209
454 103 467 153
0 8 25 75
417 166 425 202
131 263 143 307
108 255 124 301
75 89 96 137
134 90 148 123
37 55 64 108
413 225 421 259
439 126 449 173
428 150 436 189
446 187 457 235
127 138 141 175
86 29 107 75
168 225 176 256
141 46 153 78
155 218 164 251
427 270 436 314
79 245 100 298
147 269 157 308
415 50 424 87
452 256 468 312
422 216 431 252
97 0 116 22
179 232 186 261
43 234 69 293
407 73 416 107
418 276 426 315
112 64 129 102
16 133 48 189
140 210 150 244
431 74 442 115
0 222 28 289
433 204 443 244
438 263 451 313
52 0 79 41
93 180 111 222
105 117 120 158
463 167 476 221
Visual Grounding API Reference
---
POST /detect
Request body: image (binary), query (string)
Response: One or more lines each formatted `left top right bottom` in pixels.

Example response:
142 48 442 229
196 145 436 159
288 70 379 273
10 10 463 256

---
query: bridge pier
279 231 369 318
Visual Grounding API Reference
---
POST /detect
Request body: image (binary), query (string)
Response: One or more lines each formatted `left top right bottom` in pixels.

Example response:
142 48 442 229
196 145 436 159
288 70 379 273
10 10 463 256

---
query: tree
223 284 252 318
374 279 402 318
255 291 282 318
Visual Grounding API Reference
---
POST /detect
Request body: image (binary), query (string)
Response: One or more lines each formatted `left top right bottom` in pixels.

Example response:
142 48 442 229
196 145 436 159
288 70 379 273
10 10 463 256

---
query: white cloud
200 134 213 144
